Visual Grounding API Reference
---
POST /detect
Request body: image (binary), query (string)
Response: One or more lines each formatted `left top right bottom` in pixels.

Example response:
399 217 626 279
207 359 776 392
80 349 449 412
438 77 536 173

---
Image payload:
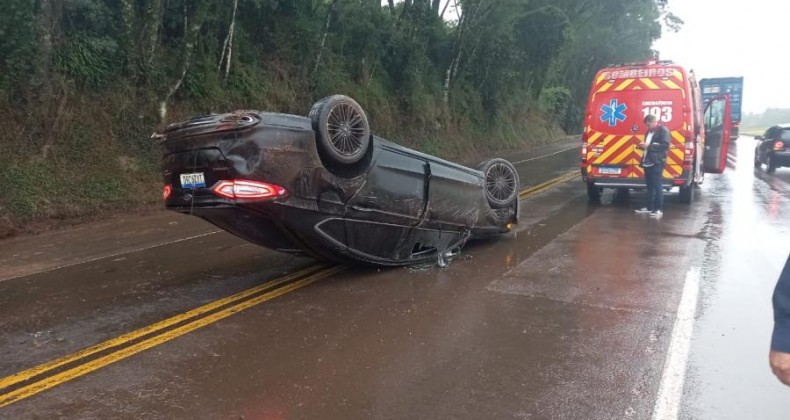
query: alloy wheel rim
326 103 366 156
486 163 517 202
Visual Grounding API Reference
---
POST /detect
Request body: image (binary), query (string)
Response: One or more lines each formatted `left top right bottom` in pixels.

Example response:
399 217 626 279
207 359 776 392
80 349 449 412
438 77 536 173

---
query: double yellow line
0 170 579 409
0 264 344 408
519 171 579 199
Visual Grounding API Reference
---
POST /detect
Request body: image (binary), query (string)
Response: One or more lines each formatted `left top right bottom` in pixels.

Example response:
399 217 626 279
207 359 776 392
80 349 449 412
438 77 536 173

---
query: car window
780 129 790 141
704 99 725 129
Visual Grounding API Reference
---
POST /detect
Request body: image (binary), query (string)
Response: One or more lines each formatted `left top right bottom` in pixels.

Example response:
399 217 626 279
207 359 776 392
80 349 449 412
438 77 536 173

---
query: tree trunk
119 0 137 77
432 0 441 13
160 0 209 122
388 0 395 14
312 0 337 76
440 0 451 19
217 0 239 82
142 0 163 78
442 0 486 124
34 0 54 95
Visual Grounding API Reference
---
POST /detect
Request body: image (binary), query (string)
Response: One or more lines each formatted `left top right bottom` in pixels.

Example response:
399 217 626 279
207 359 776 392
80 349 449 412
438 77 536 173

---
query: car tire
766 154 777 174
679 183 694 204
587 183 602 203
309 95 371 166
478 158 519 209
754 149 762 168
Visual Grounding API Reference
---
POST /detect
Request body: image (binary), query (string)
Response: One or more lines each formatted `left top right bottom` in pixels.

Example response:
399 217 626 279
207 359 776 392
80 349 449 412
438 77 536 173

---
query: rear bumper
581 167 687 189
771 151 790 166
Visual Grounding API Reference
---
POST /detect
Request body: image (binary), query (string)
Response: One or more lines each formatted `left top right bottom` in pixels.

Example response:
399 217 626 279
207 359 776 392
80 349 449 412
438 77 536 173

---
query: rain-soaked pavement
0 138 788 419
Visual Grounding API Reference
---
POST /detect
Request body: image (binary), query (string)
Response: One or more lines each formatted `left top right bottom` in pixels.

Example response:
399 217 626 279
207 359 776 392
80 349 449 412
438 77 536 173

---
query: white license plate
180 172 206 188
598 167 622 175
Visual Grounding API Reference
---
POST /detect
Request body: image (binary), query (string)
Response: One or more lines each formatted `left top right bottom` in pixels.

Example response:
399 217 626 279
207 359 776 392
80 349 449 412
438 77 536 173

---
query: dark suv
754 124 790 173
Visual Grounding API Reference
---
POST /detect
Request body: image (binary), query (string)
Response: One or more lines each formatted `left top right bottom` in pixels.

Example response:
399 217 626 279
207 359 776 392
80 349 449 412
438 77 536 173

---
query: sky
654 0 790 114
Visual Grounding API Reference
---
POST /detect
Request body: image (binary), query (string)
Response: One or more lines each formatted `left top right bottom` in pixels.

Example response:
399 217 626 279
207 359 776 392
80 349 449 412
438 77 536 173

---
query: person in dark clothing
634 114 670 217
770 255 790 386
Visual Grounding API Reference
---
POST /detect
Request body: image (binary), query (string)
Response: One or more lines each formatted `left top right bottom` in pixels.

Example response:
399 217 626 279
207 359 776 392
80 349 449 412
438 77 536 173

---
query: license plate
180 172 206 188
598 166 622 175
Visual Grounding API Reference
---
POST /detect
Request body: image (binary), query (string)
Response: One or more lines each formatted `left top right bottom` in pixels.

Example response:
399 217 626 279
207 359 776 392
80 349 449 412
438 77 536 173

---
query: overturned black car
160 95 520 266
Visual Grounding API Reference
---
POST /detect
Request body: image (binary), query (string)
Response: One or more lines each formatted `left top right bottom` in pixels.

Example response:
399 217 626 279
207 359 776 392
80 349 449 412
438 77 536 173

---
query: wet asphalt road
0 138 788 419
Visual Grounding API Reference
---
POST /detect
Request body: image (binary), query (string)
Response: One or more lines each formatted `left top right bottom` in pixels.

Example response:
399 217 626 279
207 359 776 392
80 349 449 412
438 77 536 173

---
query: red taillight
212 180 287 200
683 141 694 164
163 184 172 200
774 141 785 151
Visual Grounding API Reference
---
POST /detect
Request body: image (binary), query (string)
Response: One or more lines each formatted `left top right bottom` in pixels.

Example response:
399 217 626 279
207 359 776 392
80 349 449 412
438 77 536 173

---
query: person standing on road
770 255 790 386
635 114 670 217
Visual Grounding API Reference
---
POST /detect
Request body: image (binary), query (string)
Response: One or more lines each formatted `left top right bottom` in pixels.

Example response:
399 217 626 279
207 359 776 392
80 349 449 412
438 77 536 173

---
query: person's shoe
635 208 651 214
649 210 663 218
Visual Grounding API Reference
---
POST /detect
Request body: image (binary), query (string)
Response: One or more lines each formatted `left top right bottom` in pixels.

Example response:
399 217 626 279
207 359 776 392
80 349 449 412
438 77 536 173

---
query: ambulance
581 60 732 204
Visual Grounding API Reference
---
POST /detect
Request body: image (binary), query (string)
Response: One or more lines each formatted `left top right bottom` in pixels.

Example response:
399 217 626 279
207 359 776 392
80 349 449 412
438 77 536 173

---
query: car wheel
754 149 762 168
679 183 694 204
479 158 519 209
766 154 777 174
587 183 602 203
309 95 371 166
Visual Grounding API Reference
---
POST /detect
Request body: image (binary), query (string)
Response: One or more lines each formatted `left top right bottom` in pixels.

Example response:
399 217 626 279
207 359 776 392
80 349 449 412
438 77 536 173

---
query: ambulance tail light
775 141 785 151
582 143 588 164
683 141 694 165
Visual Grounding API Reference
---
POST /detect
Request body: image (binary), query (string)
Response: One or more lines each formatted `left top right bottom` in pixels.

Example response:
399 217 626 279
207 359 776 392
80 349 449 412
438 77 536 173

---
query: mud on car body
160 95 520 266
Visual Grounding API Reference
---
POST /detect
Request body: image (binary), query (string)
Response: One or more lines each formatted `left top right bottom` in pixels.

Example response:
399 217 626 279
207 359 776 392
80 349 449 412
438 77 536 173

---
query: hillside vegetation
0 0 678 236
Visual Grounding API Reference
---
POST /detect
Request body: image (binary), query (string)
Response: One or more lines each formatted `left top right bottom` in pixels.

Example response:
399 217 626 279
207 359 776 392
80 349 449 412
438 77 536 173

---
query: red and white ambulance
581 60 732 203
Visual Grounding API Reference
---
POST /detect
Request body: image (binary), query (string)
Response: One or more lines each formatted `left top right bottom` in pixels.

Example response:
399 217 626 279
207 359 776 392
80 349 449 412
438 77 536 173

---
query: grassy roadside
739 128 765 137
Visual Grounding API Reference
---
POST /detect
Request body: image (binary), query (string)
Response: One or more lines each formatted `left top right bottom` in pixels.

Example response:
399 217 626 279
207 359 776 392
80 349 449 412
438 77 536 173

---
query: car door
339 143 430 261
702 95 732 174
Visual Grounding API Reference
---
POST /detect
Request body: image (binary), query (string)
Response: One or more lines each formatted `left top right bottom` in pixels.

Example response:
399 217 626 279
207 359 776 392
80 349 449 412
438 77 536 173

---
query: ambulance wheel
679 183 694 204
587 184 602 203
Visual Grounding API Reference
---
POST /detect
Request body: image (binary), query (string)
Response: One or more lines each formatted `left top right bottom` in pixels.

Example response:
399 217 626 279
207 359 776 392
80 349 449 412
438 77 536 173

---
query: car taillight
683 141 694 164
163 184 172 200
212 180 287 200
774 141 785 151
581 144 588 163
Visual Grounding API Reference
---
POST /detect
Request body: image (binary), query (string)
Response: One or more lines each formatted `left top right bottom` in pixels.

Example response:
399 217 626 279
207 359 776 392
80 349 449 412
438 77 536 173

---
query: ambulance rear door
702 95 732 174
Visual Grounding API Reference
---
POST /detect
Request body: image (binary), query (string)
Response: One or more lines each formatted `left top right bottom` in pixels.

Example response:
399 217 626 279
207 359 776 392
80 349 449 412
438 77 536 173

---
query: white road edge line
1 231 221 282
651 267 700 420
511 145 579 165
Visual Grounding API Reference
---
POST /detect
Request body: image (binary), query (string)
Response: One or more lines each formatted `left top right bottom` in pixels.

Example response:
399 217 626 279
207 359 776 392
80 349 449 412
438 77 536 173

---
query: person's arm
648 126 670 152
770 255 790 386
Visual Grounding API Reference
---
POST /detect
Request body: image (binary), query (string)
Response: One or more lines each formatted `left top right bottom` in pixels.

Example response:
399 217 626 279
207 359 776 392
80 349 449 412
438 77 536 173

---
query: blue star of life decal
600 99 627 127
